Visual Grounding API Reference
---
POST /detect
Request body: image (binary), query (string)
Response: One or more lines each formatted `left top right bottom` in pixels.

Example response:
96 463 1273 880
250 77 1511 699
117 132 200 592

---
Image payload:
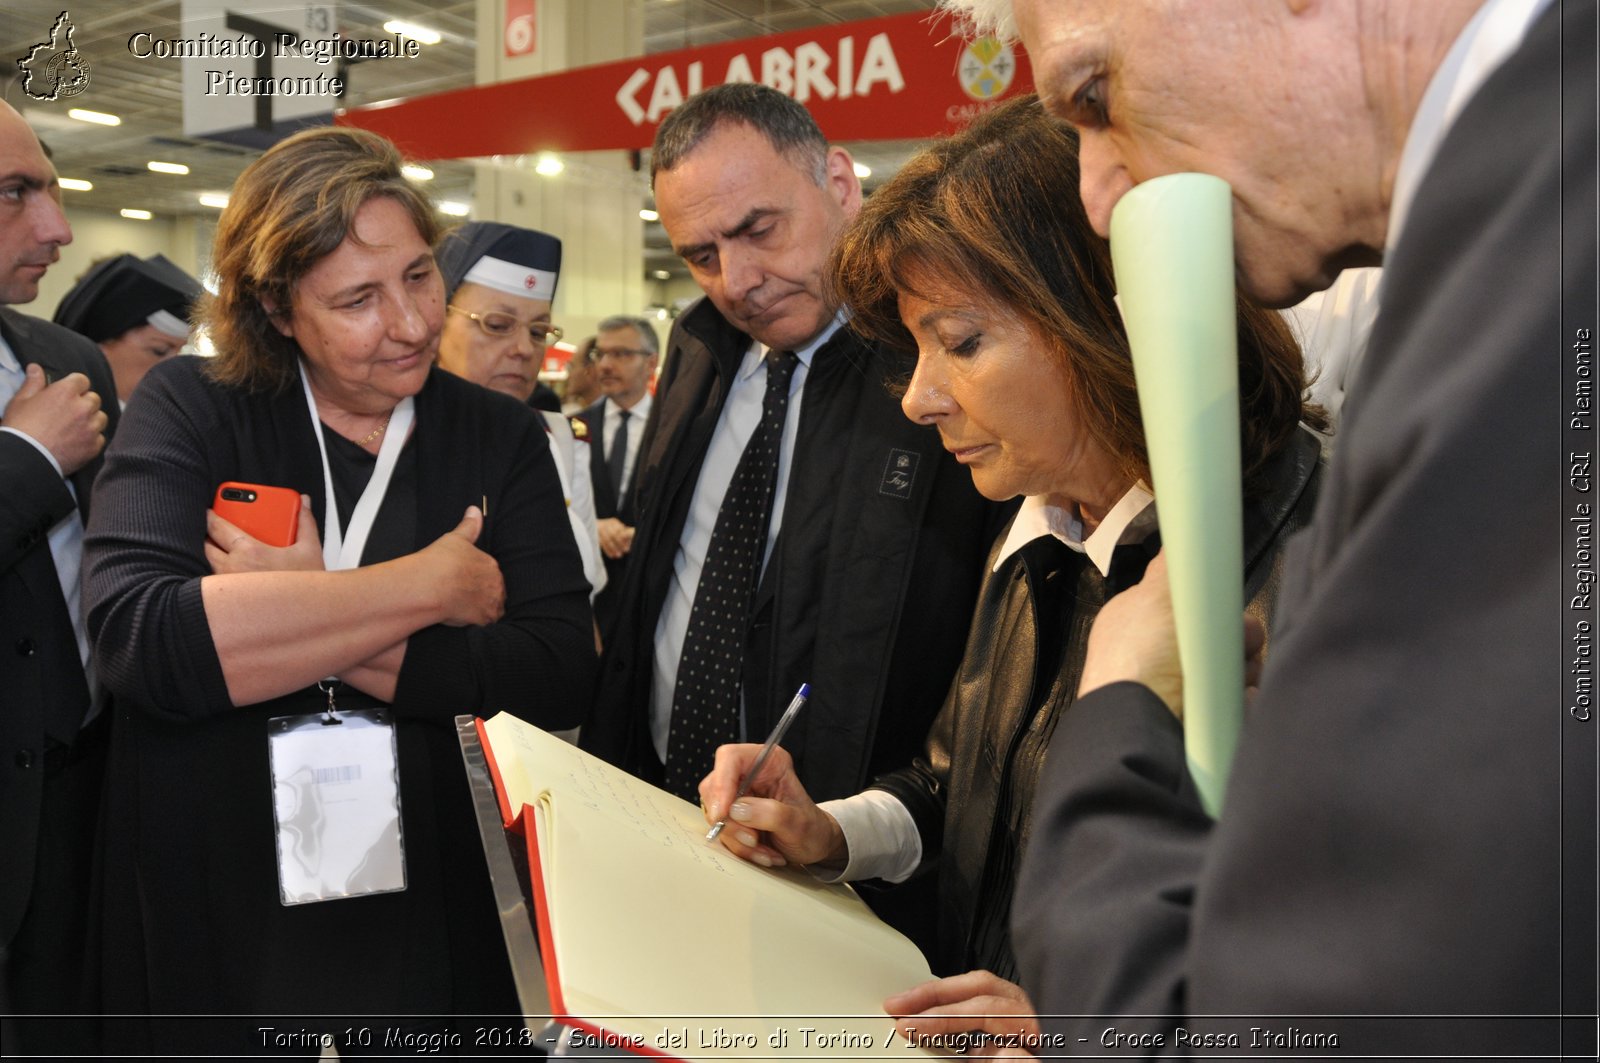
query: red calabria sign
335 11 1032 159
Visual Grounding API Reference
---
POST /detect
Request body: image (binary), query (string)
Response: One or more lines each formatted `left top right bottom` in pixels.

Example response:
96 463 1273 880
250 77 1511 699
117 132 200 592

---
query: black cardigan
82 355 594 1049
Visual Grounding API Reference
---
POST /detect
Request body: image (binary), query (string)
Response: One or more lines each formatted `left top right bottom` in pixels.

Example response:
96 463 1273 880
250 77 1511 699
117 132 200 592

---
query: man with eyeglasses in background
575 315 658 635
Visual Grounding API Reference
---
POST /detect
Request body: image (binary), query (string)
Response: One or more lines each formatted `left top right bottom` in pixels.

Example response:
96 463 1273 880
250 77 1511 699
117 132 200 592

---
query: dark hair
651 83 827 187
202 126 441 393
596 314 660 357
830 95 1324 495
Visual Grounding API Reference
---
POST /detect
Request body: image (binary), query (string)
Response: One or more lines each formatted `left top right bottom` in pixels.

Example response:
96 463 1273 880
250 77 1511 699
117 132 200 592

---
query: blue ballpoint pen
705 683 811 842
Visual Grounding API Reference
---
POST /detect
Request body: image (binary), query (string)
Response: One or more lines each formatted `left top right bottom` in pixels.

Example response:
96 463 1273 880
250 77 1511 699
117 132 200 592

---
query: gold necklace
356 415 391 447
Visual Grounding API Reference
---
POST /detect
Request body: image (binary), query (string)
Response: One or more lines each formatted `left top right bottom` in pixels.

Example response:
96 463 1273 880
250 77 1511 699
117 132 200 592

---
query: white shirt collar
606 391 652 420
993 482 1156 577
738 311 845 381
0 331 19 375
1386 0 1553 253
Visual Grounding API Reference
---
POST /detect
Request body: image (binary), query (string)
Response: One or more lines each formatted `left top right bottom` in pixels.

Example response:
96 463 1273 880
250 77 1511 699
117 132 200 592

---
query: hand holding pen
698 685 851 871
705 683 809 843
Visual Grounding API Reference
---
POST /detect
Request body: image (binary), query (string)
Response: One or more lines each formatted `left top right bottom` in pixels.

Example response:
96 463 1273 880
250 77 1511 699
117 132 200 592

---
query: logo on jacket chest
878 449 919 500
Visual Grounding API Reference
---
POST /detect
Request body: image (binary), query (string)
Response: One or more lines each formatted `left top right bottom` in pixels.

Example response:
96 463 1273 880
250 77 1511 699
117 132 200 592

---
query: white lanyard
298 361 416 571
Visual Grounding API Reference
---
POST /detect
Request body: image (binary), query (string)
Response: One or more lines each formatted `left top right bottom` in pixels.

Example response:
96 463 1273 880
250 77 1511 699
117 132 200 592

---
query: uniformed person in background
53 253 202 408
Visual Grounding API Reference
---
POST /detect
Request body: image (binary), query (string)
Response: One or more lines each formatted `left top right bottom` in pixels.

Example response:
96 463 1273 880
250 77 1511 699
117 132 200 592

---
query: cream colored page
482 713 947 1059
482 712 542 816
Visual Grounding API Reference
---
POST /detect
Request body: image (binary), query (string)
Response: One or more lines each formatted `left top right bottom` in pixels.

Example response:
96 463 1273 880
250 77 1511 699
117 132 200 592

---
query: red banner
336 11 1032 160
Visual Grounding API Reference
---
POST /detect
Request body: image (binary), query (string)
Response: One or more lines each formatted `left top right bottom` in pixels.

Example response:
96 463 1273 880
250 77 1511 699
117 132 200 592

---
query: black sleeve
82 360 233 720
0 432 77 578
1012 681 1209 1043
394 401 595 731
868 679 959 872
0 322 118 578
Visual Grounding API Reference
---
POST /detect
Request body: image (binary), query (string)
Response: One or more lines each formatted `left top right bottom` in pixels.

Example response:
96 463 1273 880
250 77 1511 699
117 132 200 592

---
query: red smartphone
212 482 300 547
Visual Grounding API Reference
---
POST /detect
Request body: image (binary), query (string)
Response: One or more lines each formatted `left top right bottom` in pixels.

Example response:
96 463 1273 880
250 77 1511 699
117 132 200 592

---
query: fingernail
736 830 758 847
749 852 772 868
730 801 753 822
768 853 786 867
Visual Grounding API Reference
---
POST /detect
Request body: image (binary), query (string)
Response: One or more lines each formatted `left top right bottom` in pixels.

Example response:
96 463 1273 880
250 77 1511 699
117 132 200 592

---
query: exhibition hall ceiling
2 0 943 281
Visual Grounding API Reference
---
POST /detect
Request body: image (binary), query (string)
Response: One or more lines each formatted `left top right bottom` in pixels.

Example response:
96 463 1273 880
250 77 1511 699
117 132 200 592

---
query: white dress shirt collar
993 483 1157 577
1386 0 1554 254
740 310 845 381
605 390 652 422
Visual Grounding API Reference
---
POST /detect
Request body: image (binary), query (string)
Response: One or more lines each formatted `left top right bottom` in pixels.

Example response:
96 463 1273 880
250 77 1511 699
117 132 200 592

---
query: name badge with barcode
268 709 406 905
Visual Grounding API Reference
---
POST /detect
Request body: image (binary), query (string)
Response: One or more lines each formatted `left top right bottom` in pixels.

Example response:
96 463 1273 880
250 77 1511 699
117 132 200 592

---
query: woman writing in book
83 127 594 1053
699 95 1326 1046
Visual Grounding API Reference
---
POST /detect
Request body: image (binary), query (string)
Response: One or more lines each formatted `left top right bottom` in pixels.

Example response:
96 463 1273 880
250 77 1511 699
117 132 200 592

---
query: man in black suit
582 87 1000 951
575 315 658 636
921 0 1595 1053
0 101 117 1053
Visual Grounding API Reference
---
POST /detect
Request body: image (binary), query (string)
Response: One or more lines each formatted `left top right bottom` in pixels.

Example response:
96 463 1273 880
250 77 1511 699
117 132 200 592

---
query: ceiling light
68 108 120 126
652 269 671 280
120 209 153 220
401 164 434 181
384 20 441 45
147 161 189 175
853 162 872 179
639 208 659 222
198 192 230 208
534 153 563 177
438 200 470 217
58 178 92 192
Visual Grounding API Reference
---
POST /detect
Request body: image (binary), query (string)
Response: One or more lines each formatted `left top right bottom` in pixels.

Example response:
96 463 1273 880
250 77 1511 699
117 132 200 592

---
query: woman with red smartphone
81 127 596 1053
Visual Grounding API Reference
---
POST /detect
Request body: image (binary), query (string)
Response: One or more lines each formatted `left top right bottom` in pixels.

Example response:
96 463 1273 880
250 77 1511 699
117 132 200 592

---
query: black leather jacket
872 427 1324 979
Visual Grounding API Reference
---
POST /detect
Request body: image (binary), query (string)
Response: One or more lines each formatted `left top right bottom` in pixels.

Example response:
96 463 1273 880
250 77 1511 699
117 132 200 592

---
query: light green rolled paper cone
1108 173 1243 817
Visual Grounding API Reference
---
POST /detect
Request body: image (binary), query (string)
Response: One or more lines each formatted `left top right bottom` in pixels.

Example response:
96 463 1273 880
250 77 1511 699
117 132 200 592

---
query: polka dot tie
664 349 799 801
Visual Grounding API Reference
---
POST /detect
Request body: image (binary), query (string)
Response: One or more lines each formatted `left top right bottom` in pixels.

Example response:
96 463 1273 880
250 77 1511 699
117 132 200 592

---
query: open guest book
468 712 945 1060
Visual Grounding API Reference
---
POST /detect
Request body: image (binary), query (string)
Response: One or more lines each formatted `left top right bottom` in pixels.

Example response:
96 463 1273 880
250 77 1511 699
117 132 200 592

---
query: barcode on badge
314 764 362 785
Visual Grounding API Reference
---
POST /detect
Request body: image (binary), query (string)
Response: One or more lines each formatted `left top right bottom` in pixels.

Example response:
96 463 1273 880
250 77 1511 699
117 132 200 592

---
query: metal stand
455 715 551 1019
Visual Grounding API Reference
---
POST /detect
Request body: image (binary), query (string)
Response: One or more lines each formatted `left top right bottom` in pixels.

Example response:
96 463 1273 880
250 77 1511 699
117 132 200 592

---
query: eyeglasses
588 347 649 363
448 304 563 345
